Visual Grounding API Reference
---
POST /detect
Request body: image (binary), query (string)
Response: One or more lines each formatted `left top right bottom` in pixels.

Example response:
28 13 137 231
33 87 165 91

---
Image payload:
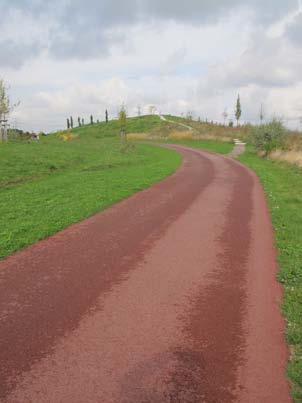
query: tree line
67 110 109 129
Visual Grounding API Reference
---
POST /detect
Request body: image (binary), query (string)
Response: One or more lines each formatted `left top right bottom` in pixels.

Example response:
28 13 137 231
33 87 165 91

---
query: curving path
0 145 290 402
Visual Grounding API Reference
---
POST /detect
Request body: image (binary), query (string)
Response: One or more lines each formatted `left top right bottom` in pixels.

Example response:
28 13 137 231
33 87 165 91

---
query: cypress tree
70 116 74 129
105 109 108 123
235 95 242 126
67 118 70 129
78 117 81 127
90 115 94 125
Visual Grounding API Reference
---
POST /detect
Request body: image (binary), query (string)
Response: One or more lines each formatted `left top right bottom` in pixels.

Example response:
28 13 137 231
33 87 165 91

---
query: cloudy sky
1 0 302 132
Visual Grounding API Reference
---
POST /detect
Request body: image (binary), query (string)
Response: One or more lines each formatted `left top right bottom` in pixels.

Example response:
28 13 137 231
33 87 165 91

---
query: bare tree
0 79 19 142
222 108 228 126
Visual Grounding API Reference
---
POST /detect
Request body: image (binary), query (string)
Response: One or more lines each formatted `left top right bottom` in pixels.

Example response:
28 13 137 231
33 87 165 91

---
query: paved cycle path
0 145 290 402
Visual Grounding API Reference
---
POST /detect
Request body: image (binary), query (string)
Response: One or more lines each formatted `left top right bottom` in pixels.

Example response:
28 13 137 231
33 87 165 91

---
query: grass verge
238 150 302 402
164 139 233 154
0 117 181 259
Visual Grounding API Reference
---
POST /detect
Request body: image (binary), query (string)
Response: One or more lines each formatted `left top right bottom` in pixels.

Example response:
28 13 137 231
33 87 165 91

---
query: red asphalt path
0 145 291 402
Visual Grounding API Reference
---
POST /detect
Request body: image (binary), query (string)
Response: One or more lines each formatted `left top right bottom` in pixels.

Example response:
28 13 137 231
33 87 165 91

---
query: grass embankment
238 151 302 402
0 116 181 259
164 114 252 141
127 116 234 154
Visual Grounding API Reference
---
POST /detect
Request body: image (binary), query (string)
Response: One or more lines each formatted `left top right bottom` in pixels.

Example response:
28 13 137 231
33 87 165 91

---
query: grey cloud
201 32 301 95
0 39 41 68
285 13 302 44
47 0 299 61
1 0 300 66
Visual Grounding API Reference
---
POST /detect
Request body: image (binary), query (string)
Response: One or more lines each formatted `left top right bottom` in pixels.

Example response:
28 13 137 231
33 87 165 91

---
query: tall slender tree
78 117 81 127
118 104 127 143
70 116 74 129
235 95 242 126
105 109 109 123
67 118 70 129
260 103 264 123
82 118 84 126
90 115 94 125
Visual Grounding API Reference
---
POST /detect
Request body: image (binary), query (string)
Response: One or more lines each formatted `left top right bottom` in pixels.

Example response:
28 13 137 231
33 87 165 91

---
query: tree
222 108 228 126
82 118 84 126
70 116 74 129
67 118 70 129
78 117 81 127
118 104 127 143
235 95 242 126
0 79 19 142
90 115 94 125
260 104 264 123
105 110 109 123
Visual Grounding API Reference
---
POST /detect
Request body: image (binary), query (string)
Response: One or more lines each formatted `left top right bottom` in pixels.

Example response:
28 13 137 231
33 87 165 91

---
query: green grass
238 150 302 402
0 116 181 259
0 116 166 187
164 139 233 154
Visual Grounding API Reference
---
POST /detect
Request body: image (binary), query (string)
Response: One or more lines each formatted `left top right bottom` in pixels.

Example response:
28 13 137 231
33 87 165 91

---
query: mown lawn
0 116 180 259
238 151 302 402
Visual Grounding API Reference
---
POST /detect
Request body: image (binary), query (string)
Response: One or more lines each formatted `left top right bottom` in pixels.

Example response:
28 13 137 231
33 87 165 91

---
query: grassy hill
0 116 181 258
0 115 236 259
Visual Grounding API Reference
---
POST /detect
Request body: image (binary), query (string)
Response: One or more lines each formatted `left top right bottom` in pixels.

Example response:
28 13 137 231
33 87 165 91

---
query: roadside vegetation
164 139 233 154
249 120 302 168
237 119 302 401
127 116 234 154
238 149 302 402
0 116 181 259
163 114 252 142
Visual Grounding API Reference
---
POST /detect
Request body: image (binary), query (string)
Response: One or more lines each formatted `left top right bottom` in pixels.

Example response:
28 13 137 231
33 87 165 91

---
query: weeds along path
0 145 290 402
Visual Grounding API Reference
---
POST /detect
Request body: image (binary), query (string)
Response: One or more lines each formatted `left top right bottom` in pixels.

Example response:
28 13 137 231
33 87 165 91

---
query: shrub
250 120 286 156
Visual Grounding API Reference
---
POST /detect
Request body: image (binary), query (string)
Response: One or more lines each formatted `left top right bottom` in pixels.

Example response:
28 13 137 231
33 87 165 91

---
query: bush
250 120 286 156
